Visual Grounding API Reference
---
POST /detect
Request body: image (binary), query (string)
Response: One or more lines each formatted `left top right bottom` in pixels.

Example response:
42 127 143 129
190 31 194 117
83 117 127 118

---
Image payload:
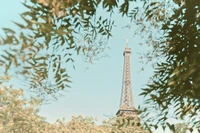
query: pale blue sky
1 1 195 133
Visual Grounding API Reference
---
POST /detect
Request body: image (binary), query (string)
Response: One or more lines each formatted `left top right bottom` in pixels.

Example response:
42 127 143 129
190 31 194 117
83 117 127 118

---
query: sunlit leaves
0 86 45 133
174 123 189 133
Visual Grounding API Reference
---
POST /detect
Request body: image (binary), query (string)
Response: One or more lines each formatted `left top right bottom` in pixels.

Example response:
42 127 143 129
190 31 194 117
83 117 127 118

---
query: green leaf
12 21 25 29
2 28 16 34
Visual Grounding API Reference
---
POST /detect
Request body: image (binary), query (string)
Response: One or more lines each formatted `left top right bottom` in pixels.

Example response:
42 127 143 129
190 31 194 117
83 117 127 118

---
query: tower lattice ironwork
116 40 138 118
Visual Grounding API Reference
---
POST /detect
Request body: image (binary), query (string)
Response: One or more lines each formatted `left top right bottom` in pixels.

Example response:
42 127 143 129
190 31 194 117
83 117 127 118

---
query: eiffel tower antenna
126 38 128 47
116 40 138 118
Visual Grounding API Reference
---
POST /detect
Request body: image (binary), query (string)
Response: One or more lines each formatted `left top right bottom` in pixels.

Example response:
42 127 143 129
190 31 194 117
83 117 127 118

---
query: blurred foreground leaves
0 0 138 97
135 0 200 132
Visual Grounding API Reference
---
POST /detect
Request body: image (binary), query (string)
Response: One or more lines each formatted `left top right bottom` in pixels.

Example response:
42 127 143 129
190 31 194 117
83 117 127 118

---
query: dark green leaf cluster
140 0 200 132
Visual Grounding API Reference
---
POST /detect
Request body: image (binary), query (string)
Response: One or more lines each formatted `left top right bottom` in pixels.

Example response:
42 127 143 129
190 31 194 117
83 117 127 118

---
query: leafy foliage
103 116 149 133
0 0 138 97
0 85 45 132
136 0 200 132
175 123 189 133
131 0 176 66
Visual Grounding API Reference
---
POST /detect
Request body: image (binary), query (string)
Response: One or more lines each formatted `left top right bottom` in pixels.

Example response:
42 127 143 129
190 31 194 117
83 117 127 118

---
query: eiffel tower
116 39 138 119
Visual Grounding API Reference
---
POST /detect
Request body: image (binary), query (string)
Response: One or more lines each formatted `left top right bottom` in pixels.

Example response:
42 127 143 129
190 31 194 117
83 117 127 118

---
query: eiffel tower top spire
116 40 138 118
126 38 128 48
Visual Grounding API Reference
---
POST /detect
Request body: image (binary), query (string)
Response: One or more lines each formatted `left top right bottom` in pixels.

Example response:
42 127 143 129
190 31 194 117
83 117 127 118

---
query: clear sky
0 1 197 133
